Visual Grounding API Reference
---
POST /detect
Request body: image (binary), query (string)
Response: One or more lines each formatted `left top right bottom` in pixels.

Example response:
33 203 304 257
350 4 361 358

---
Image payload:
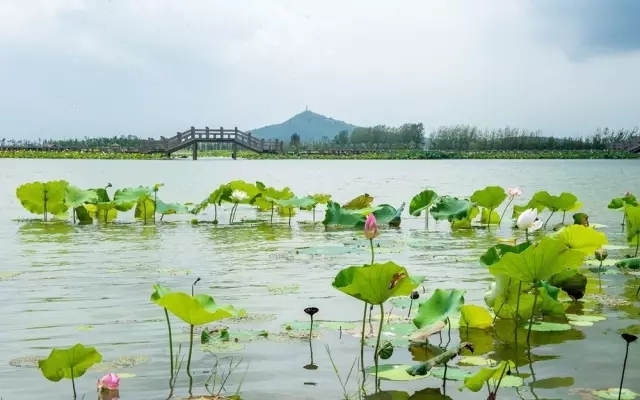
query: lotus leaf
332 261 420 305
531 191 581 212
624 204 640 246
573 212 589 226
548 270 588 300
461 360 515 392
253 184 294 211
38 343 102 382
459 305 493 329
537 286 566 317
64 185 98 209
451 206 479 228
490 276 536 320
74 205 93 224
480 208 500 225
554 225 608 255
480 242 531 266
225 180 261 204
155 292 241 326
16 180 69 220
592 388 638 400
470 186 507 210
409 189 438 216
266 195 317 209
364 364 428 381
134 197 155 223
322 201 404 227
343 193 374 209
413 289 465 329
616 257 640 270
310 193 331 204
431 196 474 223
156 199 191 215
84 203 118 223
489 237 585 284
113 186 154 211
608 193 638 209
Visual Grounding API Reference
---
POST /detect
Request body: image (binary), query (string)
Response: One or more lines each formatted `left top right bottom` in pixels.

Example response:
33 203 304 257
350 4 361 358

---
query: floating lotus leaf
364 364 429 381
530 376 575 389
592 388 638 400
616 257 640 270
457 356 497 367
430 367 470 381
527 322 572 332
413 289 465 329
332 261 421 305
409 189 438 216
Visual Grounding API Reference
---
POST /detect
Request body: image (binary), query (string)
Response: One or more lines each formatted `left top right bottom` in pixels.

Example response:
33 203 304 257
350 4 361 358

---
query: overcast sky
1 0 639 140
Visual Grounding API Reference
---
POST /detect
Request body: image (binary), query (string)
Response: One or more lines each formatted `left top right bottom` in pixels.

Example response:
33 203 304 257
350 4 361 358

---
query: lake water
1 158 640 400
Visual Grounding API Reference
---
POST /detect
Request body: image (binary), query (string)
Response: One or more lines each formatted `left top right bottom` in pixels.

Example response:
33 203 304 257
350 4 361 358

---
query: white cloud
0 0 638 139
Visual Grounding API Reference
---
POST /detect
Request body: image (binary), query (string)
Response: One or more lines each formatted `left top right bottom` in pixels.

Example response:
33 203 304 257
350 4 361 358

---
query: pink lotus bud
364 213 378 239
97 373 120 391
507 187 523 197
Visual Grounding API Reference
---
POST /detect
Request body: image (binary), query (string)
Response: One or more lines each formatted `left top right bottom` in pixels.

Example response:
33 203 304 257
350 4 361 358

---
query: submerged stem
487 207 494 229
360 302 367 394
526 287 539 344
499 197 514 227
164 308 175 387
186 324 195 396
514 282 523 342
374 303 385 392
619 343 630 400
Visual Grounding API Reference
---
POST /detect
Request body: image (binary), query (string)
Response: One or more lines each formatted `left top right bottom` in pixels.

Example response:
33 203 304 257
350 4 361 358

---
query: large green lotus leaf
150 283 171 303
87 187 111 203
322 201 366 227
413 289 465 329
489 237 585 283
431 196 473 222
479 242 531 266
343 194 374 210
155 199 191 215
409 189 438 216
451 206 479 228
332 261 420 305
462 360 515 392
16 180 69 216
492 276 536 320
548 270 587 300
226 180 261 204
155 292 240 326
64 186 98 209
134 198 155 221
74 206 93 224
84 203 118 223
554 225 608 255
373 203 404 226
616 257 640 270
459 305 493 329
267 195 317 210
609 194 638 209
254 185 294 211
537 286 566 317
470 186 507 210
530 191 579 212
624 204 640 244
480 208 500 225
113 186 154 211
38 343 102 382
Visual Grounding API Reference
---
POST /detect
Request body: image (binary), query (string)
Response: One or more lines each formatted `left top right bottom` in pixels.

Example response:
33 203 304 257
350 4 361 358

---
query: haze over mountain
251 110 357 142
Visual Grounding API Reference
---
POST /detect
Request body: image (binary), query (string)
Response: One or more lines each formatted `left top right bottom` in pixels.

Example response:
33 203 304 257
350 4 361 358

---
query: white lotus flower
483 282 498 308
516 208 537 230
230 190 248 203
507 187 523 197
529 219 543 232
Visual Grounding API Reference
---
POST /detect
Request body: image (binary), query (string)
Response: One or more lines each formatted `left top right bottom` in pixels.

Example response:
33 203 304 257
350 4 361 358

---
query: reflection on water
1 159 640 399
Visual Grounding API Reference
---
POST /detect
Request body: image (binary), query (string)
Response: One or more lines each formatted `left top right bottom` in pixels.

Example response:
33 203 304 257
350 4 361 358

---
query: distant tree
333 130 350 146
290 133 301 148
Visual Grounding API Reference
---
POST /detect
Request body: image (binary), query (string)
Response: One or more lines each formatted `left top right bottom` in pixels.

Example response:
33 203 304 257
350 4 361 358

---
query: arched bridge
611 138 640 154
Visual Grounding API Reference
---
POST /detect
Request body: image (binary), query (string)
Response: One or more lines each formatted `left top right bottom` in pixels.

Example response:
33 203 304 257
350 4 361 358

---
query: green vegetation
12 181 640 399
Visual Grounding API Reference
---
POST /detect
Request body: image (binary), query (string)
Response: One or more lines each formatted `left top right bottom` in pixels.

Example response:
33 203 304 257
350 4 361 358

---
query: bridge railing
140 127 280 153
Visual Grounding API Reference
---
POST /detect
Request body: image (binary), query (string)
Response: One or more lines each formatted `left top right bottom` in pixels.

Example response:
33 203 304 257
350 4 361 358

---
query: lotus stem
425 210 429 229
543 211 555 228
164 309 175 386
312 207 316 224
70 370 76 398
186 324 194 396
369 239 375 265
309 315 314 341
270 202 274 224
635 234 639 257
487 208 493 229
598 260 603 292
498 197 514 227
153 192 157 224
288 208 292 227
562 211 566 224
619 342 631 400
622 213 626 228
360 302 367 395
72 209 76 224
526 287 539 344
214 204 218 222
374 303 384 392
408 298 414 318
514 282 523 341
525 229 529 243
43 190 48 222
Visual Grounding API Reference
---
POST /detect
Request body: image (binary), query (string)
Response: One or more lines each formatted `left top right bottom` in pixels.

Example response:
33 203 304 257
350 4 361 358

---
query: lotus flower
507 187 523 197
595 248 608 262
97 373 120 391
484 282 498 308
517 208 542 232
364 213 378 239
230 190 248 203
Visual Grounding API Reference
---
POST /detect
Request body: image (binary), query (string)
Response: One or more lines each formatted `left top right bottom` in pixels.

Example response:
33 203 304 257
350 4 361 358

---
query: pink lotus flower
364 213 378 239
97 373 120 391
507 187 523 197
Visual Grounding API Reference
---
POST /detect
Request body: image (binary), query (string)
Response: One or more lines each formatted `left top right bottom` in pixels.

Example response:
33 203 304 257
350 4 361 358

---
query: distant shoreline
1 148 638 161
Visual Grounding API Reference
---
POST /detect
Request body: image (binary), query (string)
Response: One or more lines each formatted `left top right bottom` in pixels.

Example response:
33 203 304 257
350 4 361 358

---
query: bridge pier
192 142 198 160
232 142 238 159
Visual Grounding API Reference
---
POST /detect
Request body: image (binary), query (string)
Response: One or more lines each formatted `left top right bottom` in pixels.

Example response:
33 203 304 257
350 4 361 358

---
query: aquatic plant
266 195 317 226
16 180 69 221
64 185 98 224
38 343 102 398
407 291 419 318
150 284 176 390
461 360 515 398
618 334 638 400
609 192 638 227
499 186 523 226
430 196 475 229
623 203 640 257
409 189 438 228
154 291 244 395
97 372 120 396
332 261 421 392
516 208 542 240
304 193 332 223
304 307 319 340
470 185 507 228
594 248 608 290
516 190 581 227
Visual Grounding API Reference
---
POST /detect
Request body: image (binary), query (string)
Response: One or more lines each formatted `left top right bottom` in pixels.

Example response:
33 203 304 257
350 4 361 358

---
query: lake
1 158 639 400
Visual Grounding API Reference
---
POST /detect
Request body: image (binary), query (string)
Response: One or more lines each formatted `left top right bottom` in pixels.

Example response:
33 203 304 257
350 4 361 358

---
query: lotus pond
1 158 640 400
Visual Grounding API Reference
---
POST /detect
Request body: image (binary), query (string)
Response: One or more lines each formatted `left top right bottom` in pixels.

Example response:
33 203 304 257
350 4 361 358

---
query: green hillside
251 110 358 142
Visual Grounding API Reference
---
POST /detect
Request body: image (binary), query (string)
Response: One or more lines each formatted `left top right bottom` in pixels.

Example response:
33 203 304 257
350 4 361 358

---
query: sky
1 0 639 140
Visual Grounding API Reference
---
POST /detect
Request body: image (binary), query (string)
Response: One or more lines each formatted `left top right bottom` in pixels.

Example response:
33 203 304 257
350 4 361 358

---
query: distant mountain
250 110 358 142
